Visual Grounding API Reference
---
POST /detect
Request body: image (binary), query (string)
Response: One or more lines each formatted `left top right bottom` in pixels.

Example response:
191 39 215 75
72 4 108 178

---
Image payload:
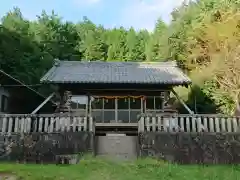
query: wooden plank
89 116 93 132
65 117 70 132
66 117 71 132
39 117 43 132
180 117 184 132
96 123 139 127
173 117 179 132
49 117 54 132
237 117 240 132
60 117 65 132
78 117 84 131
72 117 77 132
215 117 220 132
58 117 62 131
146 116 150 132
169 117 177 132
203 117 208 132
163 117 167 131
176 117 180 132
168 117 173 132
221 117 226 132
74 117 78 131
186 117 190 132
209 118 214 132
8 117 13 134
26 117 31 132
55 117 60 132
2 117 7 133
156 116 161 131
14 117 19 133
81 117 84 131
20 117 25 133
152 117 156 132
83 117 87 131
78 117 83 131
197 117 202 132
44 117 49 132
138 117 144 132
232 117 238 132
34 117 39 132
227 118 232 132
24 117 28 133
191 117 196 132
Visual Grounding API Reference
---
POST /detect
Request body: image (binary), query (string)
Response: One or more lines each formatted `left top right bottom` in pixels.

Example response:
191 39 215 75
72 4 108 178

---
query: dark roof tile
40 60 191 85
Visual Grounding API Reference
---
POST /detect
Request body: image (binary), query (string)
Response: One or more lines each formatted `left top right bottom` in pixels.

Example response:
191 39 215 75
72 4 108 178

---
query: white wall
0 86 10 113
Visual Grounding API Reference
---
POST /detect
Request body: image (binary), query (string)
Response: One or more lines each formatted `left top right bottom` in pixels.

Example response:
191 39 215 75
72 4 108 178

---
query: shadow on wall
177 85 218 114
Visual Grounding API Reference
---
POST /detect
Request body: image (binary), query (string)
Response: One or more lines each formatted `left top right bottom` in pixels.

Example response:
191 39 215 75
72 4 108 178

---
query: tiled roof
40 60 191 85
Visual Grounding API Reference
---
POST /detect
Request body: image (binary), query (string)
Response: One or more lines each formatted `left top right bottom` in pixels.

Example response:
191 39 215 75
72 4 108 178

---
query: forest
0 0 239 115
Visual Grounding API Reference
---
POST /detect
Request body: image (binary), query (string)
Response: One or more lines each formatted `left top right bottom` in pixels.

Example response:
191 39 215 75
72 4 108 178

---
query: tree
106 27 127 61
1 1 240 115
125 27 138 60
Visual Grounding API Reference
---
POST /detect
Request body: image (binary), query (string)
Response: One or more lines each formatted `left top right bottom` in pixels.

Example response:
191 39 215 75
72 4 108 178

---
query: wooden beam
171 89 194 114
95 123 138 127
31 92 55 114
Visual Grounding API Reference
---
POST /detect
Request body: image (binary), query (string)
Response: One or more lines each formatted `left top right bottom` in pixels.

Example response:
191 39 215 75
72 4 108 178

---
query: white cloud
119 0 186 31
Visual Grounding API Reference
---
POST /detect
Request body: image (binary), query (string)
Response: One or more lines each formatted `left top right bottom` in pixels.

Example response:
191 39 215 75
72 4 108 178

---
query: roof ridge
140 61 177 66
40 59 60 82
54 59 61 66
57 60 178 67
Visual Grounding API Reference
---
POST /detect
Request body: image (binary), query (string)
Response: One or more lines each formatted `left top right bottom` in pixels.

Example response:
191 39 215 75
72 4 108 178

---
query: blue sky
0 0 185 31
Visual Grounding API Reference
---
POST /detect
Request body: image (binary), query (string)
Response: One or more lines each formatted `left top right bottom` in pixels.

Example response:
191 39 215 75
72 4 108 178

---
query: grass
0 157 239 180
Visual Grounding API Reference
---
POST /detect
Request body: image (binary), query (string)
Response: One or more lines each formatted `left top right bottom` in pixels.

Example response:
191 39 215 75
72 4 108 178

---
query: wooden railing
138 114 240 133
0 114 94 134
3 113 240 133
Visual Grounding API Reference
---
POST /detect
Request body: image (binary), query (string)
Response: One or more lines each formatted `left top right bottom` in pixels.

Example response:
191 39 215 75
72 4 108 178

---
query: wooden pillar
115 97 118 122
87 94 91 117
160 91 165 110
142 97 146 113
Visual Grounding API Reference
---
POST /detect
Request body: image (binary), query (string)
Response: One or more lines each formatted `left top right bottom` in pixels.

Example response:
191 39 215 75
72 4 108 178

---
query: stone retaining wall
2 132 240 164
139 132 240 164
0 132 94 163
